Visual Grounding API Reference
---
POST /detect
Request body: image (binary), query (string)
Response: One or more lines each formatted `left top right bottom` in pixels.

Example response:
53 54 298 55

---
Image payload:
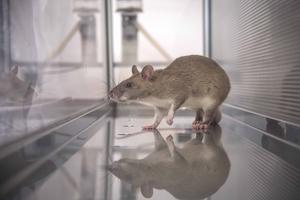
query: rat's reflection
0 65 35 135
108 125 230 199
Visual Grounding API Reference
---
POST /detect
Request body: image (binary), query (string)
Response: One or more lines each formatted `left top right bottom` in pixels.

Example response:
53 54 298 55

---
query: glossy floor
1 107 300 200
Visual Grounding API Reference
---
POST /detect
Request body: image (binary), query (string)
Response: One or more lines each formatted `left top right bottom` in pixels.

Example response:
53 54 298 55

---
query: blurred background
0 0 300 199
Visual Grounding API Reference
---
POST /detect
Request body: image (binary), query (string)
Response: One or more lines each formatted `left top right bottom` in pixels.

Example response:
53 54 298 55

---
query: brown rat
109 55 230 130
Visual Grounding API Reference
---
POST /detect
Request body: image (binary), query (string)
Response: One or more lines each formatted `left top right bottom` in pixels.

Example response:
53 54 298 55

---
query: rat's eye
126 82 133 88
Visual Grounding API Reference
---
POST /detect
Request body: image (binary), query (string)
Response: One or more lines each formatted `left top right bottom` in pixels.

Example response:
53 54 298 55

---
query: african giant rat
108 126 230 199
109 55 230 129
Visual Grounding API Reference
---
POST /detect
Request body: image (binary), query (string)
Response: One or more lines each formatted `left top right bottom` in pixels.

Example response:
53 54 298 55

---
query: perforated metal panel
211 0 300 126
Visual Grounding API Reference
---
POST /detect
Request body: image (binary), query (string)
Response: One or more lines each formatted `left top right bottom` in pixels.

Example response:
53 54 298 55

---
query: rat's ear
11 65 19 75
141 65 154 81
132 65 139 75
141 183 153 198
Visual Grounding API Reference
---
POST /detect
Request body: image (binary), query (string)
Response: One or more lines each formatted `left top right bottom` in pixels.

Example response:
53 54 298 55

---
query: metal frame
203 0 212 58
104 119 114 200
0 0 11 72
103 0 114 91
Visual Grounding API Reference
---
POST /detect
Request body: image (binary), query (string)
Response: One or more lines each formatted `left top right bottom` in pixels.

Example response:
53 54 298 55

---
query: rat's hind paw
192 121 209 130
192 120 201 129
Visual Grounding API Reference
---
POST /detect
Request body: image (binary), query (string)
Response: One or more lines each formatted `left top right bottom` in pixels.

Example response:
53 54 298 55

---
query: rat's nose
106 164 114 172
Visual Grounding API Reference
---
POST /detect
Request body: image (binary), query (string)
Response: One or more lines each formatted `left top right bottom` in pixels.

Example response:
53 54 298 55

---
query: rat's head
0 65 35 102
108 65 155 102
107 158 150 185
108 158 155 198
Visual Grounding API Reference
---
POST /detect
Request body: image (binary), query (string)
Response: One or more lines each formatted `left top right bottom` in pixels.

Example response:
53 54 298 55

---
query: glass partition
0 0 107 146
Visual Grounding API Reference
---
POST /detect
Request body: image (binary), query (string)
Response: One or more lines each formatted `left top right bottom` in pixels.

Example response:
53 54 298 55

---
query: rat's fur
109 55 230 129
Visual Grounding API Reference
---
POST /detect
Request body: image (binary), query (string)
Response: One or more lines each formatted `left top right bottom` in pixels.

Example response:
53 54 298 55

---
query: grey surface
211 0 300 126
109 112 300 200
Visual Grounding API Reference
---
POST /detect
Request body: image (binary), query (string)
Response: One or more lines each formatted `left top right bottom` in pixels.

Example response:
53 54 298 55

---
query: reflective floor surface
0 106 300 200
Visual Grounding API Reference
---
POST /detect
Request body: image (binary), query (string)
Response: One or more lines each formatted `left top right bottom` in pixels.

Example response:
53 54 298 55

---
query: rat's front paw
143 124 158 130
166 118 173 126
166 135 173 141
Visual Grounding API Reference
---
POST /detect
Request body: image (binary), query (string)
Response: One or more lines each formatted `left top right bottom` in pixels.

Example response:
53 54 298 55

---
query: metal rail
0 102 111 160
12 61 170 68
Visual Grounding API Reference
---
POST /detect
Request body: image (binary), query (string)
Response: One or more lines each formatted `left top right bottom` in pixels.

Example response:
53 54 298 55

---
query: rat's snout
108 88 121 100
106 164 115 172
107 162 127 178
108 90 114 99
108 88 117 99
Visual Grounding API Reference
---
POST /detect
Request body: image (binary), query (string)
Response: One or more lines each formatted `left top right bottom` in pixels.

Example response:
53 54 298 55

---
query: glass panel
0 0 107 146
112 0 203 83
13 124 110 200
